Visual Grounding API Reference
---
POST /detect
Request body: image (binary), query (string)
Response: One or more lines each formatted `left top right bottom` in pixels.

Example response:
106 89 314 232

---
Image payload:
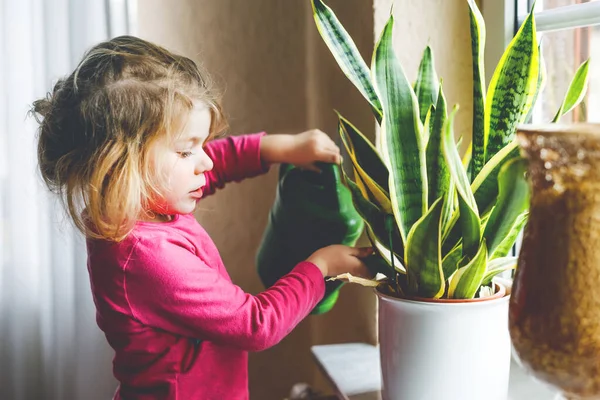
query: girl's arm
123 235 326 352
203 129 341 195
259 129 341 171
202 132 270 196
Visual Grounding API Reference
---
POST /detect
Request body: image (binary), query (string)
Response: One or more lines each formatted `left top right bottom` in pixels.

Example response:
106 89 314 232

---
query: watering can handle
279 162 345 208
315 161 342 185
279 162 341 185
312 162 346 210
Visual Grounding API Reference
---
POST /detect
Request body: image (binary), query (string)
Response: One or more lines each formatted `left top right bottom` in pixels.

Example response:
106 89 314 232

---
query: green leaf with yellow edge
339 136 372 204
442 108 477 210
448 241 488 299
422 104 434 145
341 167 404 257
372 13 427 242
443 146 521 255
311 0 382 122
442 180 456 234
457 196 481 260
337 113 392 212
525 44 546 123
442 107 480 260
366 227 406 274
463 142 472 170
467 0 487 180
482 256 517 286
483 158 530 257
405 197 445 299
442 243 462 282
490 212 528 259
472 140 520 217
414 46 439 125
552 59 590 123
364 253 397 279
426 83 449 207
484 9 539 165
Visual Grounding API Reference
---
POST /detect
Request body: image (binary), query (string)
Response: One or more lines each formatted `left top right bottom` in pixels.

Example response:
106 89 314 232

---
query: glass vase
510 124 600 400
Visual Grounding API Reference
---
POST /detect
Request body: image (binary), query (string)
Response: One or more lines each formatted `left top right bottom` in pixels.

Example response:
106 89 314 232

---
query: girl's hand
260 130 342 171
307 245 374 278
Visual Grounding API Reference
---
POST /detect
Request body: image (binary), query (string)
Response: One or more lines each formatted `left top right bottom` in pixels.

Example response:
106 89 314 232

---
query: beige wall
139 1 474 398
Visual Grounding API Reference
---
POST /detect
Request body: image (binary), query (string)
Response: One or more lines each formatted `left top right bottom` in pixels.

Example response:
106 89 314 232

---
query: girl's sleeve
203 132 270 196
124 235 325 352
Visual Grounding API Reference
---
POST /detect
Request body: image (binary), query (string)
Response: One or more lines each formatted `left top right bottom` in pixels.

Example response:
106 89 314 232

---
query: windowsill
311 343 558 400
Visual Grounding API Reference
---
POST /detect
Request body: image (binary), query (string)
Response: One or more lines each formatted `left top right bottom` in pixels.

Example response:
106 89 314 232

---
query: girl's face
148 103 214 220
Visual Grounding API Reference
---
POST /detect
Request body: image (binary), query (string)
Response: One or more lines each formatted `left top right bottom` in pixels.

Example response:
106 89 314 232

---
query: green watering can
256 162 364 315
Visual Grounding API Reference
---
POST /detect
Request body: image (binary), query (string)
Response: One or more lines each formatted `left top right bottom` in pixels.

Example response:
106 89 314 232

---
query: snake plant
312 0 590 299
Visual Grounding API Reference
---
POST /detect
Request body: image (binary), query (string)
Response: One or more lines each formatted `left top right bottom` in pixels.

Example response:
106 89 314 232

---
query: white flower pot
376 284 511 400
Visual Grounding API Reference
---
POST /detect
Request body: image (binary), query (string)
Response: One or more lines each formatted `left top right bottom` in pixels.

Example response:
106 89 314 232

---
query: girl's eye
178 151 193 158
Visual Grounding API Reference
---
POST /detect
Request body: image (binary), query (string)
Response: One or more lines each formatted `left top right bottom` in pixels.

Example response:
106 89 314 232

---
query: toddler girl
31 36 371 400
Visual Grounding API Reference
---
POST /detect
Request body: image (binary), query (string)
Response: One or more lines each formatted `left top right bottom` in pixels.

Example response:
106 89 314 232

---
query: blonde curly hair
31 36 227 241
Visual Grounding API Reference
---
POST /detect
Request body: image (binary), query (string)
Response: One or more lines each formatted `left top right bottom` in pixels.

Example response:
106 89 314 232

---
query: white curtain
0 1 135 399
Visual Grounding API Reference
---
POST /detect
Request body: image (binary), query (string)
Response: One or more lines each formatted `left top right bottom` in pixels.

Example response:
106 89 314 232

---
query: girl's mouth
190 187 204 199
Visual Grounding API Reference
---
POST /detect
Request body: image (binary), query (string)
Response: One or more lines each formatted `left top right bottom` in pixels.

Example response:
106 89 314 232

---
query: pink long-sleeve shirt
86 133 326 400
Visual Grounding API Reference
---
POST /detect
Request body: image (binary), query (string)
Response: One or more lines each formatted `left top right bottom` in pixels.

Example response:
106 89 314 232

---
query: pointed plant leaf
366 227 406 274
405 197 445 299
442 180 456 234
338 114 392 212
426 83 449 206
467 0 487 180
422 104 435 145
337 113 389 190
482 256 518 286
490 212 528 259
442 107 477 210
484 9 539 165
442 107 481 259
442 244 462 282
342 168 387 242
372 14 427 242
338 120 371 202
525 43 547 123
463 142 472 169
448 242 488 299
414 46 439 125
311 0 383 122
341 168 404 257
483 158 530 256
464 146 473 184
364 253 397 279
457 193 481 260
472 140 520 217
552 59 590 123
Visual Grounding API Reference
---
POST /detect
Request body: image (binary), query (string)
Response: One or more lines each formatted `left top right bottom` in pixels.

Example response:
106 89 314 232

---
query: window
107 0 138 36
522 0 600 123
484 0 600 257
490 0 600 123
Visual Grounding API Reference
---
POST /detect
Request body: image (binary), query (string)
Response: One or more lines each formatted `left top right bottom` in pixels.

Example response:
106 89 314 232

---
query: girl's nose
196 151 214 174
